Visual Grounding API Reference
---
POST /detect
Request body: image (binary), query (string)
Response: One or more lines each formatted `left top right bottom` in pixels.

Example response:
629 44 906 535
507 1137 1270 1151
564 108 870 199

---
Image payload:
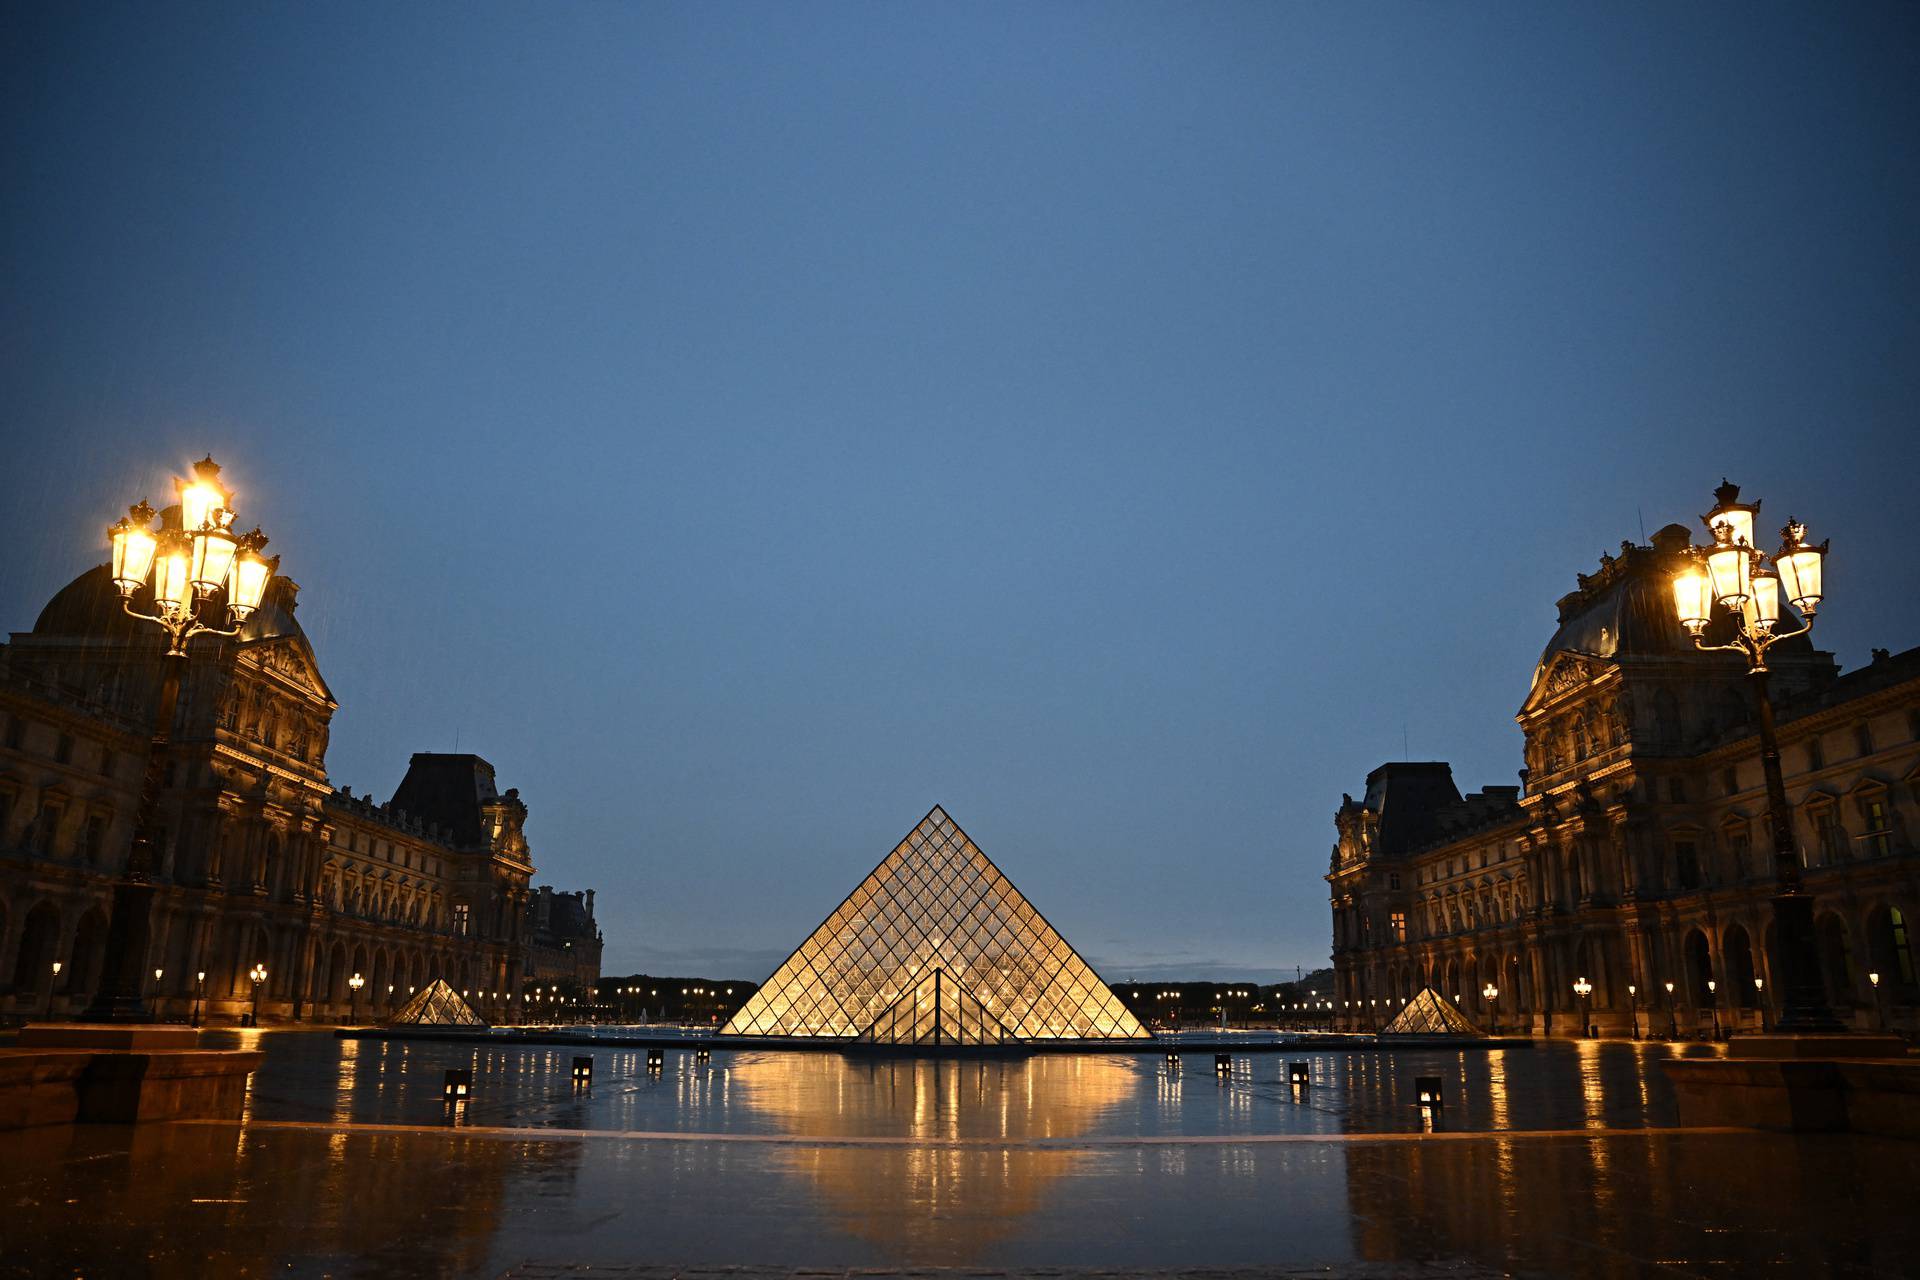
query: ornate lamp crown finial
1713 478 1741 508
193 455 222 482
1781 518 1807 548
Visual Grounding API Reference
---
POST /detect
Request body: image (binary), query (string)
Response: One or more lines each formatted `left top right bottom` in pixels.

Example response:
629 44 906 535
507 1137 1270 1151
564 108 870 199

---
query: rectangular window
4 717 22 750
99 749 114 778
1724 767 1739 796
1675 839 1700 890
1863 801 1891 859
1390 911 1407 942
453 903 470 937
1388 872 1401 890
1812 807 1846 864
83 813 107 864
1856 723 1874 757
36 802 63 855
1729 828 1752 879
55 734 73 765
1807 737 1825 771
1668 777 1687 804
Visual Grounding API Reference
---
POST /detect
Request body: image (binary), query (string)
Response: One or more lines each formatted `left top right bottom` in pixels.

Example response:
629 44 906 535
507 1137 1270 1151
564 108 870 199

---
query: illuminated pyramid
722 806 1152 1043
389 978 487 1028
1381 987 1481 1036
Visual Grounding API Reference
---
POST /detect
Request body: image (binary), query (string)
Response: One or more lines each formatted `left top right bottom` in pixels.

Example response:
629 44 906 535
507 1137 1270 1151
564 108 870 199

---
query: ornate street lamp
1707 978 1721 1040
1869 971 1884 1031
248 963 269 1027
192 970 206 1028
1671 481 1842 1034
1664 980 1678 1039
1482 982 1499 1035
83 457 278 1022
348 973 365 1024
1627 983 1639 1040
1572 977 1593 1038
1754 977 1768 1032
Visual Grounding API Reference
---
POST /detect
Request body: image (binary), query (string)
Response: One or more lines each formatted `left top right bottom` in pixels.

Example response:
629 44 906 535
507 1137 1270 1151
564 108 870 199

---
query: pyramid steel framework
1381 987 1482 1036
388 978 488 1027
721 805 1152 1044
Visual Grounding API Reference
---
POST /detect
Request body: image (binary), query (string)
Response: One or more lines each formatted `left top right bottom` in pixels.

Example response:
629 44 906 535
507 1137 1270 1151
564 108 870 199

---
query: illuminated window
1390 911 1407 942
453 903 470 936
1862 800 1891 859
1888 908 1916 986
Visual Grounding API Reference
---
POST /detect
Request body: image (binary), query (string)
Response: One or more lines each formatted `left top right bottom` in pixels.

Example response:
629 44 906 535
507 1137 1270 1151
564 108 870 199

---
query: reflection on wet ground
3 1032 1916 1278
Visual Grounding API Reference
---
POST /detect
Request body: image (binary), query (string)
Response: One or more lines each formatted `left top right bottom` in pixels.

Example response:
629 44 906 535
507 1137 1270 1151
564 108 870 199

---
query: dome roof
30 564 308 646
1528 524 1814 693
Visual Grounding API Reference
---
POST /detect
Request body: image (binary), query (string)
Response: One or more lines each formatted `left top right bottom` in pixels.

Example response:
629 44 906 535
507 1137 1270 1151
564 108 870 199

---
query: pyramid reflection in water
722 805 1151 1043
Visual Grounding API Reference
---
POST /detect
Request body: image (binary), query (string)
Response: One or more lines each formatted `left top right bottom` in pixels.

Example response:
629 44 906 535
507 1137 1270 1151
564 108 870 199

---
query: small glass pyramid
389 978 488 1027
1381 987 1482 1036
722 805 1152 1043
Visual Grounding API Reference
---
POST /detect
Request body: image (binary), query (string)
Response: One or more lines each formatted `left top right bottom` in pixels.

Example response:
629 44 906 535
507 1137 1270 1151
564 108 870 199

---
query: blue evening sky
3 3 1917 982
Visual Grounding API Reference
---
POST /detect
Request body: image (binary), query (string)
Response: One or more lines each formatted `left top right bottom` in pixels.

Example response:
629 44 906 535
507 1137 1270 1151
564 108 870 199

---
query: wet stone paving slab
2 1031 1917 1278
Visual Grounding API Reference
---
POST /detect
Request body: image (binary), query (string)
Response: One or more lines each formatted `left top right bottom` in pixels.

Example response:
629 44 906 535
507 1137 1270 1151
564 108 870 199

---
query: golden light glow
1704 536 1751 608
189 521 239 597
109 516 159 596
1745 568 1780 633
1776 536 1823 614
228 543 276 619
1671 564 1711 631
154 537 194 616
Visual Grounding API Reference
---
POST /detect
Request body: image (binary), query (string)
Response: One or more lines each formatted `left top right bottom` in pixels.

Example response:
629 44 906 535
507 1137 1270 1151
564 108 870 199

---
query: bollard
572 1055 593 1085
1214 1053 1232 1076
443 1068 472 1104
1289 1061 1310 1087
1414 1075 1443 1108
646 1048 664 1072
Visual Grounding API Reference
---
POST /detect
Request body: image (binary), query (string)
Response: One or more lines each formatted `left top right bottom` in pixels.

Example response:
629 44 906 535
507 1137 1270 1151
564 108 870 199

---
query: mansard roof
1528 523 1818 703
389 752 504 848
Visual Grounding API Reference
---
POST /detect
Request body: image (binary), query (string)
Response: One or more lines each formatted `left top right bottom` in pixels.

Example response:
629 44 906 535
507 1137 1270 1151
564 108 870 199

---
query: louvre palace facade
0 566 545 1024
1328 522 1920 1038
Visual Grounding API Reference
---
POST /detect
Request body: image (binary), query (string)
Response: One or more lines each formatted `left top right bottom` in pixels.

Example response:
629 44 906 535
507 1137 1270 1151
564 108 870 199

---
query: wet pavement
2 1031 1915 1278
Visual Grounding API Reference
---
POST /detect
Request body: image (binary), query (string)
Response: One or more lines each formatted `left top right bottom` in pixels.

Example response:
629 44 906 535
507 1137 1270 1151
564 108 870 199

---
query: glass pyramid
722 805 1152 1043
389 978 488 1027
1381 987 1482 1036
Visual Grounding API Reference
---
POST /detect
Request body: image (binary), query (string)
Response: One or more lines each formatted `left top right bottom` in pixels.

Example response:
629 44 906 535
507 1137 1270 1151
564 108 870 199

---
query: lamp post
42 960 63 1019
1483 982 1499 1035
1707 979 1721 1040
81 458 279 1023
1670 481 1843 1034
152 968 164 1016
1869 971 1884 1031
1755 976 1768 1032
247 963 268 1027
1572 977 1593 1038
1664 980 1678 1039
1627 983 1639 1040
348 973 365 1024
191 970 206 1028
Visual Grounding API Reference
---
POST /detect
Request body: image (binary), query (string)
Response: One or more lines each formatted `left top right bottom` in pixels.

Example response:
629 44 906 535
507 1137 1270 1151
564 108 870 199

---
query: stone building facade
1328 524 1920 1038
0 566 537 1024
524 885 603 996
